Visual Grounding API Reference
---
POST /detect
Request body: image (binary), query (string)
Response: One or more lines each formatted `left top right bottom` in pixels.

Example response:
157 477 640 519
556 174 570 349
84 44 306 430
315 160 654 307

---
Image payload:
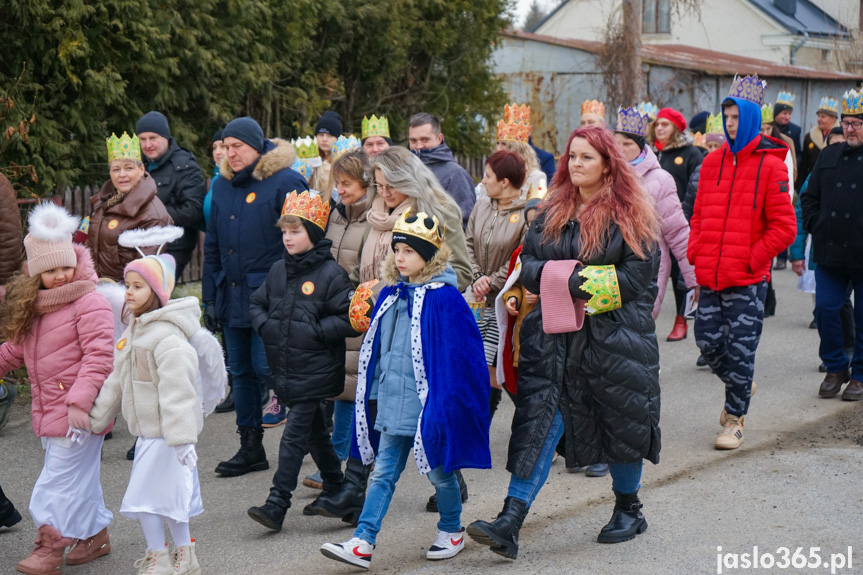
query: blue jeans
222 326 269 429
331 400 354 461
816 266 863 380
507 410 644 506
354 433 462 545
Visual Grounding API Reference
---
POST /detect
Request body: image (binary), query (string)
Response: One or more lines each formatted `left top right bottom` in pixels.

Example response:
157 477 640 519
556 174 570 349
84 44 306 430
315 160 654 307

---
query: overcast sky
513 0 556 28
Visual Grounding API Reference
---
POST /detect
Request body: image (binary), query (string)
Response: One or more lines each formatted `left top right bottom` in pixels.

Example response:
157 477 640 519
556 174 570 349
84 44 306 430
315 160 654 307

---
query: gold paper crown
842 89 863 115
692 132 705 148
281 190 330 230
581 99 605 117
761 104 774 124
706 113 724 135
106 132 141 163
776 91 795 107
361 115 390 140
496 103 532 143
392 210 445 249
526 179 548 202
292 136 319 160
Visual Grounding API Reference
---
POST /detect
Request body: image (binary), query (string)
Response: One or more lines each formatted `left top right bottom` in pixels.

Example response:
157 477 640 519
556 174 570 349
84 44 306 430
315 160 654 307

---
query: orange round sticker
509 213 520 224
246 192 256 203
808 142 815 149
116 338 127 350
302 281 315 295
674 157 684 165
108 220 119 229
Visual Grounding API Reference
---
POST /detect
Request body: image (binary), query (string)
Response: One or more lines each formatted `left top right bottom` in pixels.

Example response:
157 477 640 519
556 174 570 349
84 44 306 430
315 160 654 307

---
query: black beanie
212 128 223 143
136 111 171 139
617 130 647 152
315 111 343 137
301 219 326 245
689 111 710 135
774 103 793 117
222 116 265 152
391 232 438 264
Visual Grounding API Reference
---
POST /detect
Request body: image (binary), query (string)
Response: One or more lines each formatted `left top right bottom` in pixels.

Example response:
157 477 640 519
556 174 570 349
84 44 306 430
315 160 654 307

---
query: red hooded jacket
688 135 796 291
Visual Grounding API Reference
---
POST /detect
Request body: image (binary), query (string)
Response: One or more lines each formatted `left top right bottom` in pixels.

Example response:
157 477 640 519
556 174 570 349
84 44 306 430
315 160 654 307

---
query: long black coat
249 239 359 405
507 214 661 479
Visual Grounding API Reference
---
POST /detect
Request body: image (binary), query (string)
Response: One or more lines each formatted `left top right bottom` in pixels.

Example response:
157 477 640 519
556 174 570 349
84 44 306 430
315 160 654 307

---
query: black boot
214 386 234 413
466 496 528 559
126 441 136 461
215 427 269 477
0 485 22 528
597 490 648 543
248 491 289 532
304 457 372 525
426 468 468 512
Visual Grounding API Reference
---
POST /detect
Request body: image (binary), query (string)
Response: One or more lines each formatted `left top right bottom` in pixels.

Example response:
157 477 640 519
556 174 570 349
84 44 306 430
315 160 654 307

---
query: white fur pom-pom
27 203 80 242
118 226 184 249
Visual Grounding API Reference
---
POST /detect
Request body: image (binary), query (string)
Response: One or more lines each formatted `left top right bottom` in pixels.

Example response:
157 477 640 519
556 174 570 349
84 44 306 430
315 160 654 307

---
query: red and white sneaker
427 528 465 560
320 537 374 570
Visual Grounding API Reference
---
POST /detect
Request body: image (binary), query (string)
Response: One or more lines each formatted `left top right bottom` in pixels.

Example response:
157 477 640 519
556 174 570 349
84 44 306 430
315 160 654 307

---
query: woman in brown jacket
87 132 172 281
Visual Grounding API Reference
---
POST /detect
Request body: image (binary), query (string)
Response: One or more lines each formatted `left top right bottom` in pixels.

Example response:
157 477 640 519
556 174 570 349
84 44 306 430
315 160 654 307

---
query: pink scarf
360 196 410 283
540 260 585 333
34 280 96 316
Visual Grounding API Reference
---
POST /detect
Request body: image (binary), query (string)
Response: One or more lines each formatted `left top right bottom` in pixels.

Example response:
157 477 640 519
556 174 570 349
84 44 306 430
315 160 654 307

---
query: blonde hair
497 140 540 175
0 270 42 344
277 214 303 229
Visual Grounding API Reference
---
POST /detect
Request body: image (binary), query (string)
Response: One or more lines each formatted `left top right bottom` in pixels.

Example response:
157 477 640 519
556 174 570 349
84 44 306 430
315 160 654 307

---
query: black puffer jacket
508 214 661 478
147 140 207 267
249 238 358 405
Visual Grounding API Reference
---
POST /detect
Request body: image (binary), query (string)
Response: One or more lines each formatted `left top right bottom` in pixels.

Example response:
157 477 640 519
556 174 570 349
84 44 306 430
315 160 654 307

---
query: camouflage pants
694 281 767 417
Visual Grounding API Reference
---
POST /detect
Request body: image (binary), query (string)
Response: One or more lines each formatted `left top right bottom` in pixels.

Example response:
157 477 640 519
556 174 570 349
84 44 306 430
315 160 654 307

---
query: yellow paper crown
392 210 445 249
526 179 548 202
106 132 141 163
842 89 863 116
281 190 330 231
692 132 706 148
581 99 605 117
761 104 774 124
361 115 390 140
706 113 724 134
496 103 532 143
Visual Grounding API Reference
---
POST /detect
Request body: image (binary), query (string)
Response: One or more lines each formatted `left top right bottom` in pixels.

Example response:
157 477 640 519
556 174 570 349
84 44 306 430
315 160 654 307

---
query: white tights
138 512 192 551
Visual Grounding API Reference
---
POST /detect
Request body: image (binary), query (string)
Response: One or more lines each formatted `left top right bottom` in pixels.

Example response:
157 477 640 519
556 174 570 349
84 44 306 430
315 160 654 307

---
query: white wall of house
809 0 860 30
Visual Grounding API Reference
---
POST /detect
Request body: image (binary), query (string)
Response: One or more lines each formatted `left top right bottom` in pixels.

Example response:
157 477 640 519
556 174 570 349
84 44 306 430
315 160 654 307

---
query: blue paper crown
818 96 840 115
615 107 650 138
728 74 767 106
843 89 863 115
637 101 659 121
331 135 361 161
290 158 312 182
776 91 795 107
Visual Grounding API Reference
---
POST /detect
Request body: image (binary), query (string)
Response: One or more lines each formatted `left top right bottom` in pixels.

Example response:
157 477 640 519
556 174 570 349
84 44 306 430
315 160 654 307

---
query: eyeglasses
372 183 399 194
841 120 863 130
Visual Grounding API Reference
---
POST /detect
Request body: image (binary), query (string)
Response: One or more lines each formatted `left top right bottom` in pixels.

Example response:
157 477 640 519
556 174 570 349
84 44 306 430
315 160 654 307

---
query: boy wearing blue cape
321 210 491 570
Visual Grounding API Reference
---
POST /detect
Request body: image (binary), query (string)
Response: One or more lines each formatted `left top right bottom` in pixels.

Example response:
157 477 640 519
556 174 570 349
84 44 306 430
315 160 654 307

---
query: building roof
747 0 848 38
504 30 863 81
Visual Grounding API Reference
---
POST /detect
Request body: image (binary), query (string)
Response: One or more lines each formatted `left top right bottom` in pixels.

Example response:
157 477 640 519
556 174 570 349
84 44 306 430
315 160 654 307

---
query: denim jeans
354 433 461 545
331 400 354 461
507 410 644 505
815 265 863 380
222 326 269 429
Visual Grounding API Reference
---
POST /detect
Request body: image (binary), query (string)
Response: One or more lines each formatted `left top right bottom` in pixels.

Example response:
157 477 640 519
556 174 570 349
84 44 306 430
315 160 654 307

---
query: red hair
540 127 658 260
485 150 526 189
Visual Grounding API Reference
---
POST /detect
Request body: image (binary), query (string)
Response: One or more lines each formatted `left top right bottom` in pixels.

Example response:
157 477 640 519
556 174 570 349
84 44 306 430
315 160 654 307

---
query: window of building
643 0 671 34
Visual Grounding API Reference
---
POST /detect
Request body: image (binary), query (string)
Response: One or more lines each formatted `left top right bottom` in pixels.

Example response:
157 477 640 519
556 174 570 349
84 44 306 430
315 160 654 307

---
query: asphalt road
1 268 861 575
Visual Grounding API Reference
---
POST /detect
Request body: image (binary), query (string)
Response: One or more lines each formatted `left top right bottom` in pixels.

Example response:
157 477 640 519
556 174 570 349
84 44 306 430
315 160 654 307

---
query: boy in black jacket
247 190 358 531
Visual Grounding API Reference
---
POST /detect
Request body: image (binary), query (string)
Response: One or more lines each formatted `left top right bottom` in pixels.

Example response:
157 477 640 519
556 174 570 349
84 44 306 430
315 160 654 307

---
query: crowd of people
0 72 861 574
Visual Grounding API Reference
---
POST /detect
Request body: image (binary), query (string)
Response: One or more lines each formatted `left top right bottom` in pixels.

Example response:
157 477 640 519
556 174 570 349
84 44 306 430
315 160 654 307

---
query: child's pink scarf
540 260 585 333
34 281 95 315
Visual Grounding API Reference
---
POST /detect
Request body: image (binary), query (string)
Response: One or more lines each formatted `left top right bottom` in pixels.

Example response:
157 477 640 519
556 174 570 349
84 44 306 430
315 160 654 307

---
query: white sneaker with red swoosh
320 537 374 570
427 528 465 560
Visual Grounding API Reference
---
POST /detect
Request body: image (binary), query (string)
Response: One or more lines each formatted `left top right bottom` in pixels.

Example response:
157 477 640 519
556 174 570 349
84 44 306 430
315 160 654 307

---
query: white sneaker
171 544 200 574
321 537 374 570
133 547 172 575
426 528 465 560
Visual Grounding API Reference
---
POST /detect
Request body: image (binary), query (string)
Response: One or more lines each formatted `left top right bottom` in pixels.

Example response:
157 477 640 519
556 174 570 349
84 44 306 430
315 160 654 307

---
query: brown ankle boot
819 371 850 398
17 526 68 575
65 527 110 565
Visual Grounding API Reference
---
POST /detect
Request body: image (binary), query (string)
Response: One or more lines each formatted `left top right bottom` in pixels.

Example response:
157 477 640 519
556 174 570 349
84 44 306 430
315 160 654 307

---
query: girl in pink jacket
0 203 115 574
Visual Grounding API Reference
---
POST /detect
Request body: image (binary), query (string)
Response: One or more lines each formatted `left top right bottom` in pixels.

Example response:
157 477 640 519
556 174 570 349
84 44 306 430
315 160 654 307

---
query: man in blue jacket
203 117 309 477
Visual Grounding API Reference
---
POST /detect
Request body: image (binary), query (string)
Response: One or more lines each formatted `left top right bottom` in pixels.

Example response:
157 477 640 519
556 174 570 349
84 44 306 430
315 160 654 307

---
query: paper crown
106 132 141 163
706 113 724 134
290 158 312 182
692 132 706 148
637 101 659 121
776 91 795 107
581 99 605 117
842 89 863 115
761 104 774 124
392 210 445 249
616 107 650 138
818 96 841 115
361 115 390 140
331 135 361 161
728 74 767 106
292 136 321 162
526 179 548 202
496 103 532 143
281 190 330 230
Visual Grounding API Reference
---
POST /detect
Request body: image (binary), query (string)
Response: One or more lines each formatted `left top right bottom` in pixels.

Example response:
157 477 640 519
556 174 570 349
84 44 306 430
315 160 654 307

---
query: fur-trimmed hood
219 138 298 182
380 242 455 287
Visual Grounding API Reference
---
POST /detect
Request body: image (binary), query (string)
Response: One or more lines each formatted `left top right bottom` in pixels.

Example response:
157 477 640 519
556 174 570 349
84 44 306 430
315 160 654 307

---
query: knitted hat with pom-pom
24 203 80 277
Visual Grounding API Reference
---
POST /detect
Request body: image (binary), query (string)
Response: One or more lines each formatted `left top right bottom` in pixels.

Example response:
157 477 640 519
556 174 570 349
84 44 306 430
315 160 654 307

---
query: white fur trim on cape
118 226 184 249
27 203 80 242
189 327 228 416
494 254 522 385
355 281 444 474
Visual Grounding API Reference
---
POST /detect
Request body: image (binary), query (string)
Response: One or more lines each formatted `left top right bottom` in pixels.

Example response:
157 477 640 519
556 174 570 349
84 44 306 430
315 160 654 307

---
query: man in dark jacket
529 136 556 181
800 89 863 401
136 111 207 278
797 97 841 190
773 91 802 166
408 113 476 229
688 75 796 451
246 191 357 531
203 116 309 477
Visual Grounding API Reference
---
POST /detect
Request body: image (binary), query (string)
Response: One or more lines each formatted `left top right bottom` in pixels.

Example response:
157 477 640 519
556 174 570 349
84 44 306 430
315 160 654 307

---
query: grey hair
408 113 441 136
368 146 463 227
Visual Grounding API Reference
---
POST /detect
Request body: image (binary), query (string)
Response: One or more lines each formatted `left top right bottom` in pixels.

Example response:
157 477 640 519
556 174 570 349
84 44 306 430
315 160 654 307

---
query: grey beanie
222 116 265 152
136 111 171 139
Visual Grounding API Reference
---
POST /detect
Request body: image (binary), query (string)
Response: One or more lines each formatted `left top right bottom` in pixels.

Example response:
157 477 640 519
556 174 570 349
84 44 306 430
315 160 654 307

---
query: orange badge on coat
116 338 127 350
246 192 256 203
674 157 684 165
108 220 119 229
302 281 315 295
509 213 520 224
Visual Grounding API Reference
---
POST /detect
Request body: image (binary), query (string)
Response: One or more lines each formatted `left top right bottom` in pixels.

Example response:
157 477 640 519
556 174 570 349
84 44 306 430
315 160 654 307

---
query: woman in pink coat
614 107 697 319
0 203 115 574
